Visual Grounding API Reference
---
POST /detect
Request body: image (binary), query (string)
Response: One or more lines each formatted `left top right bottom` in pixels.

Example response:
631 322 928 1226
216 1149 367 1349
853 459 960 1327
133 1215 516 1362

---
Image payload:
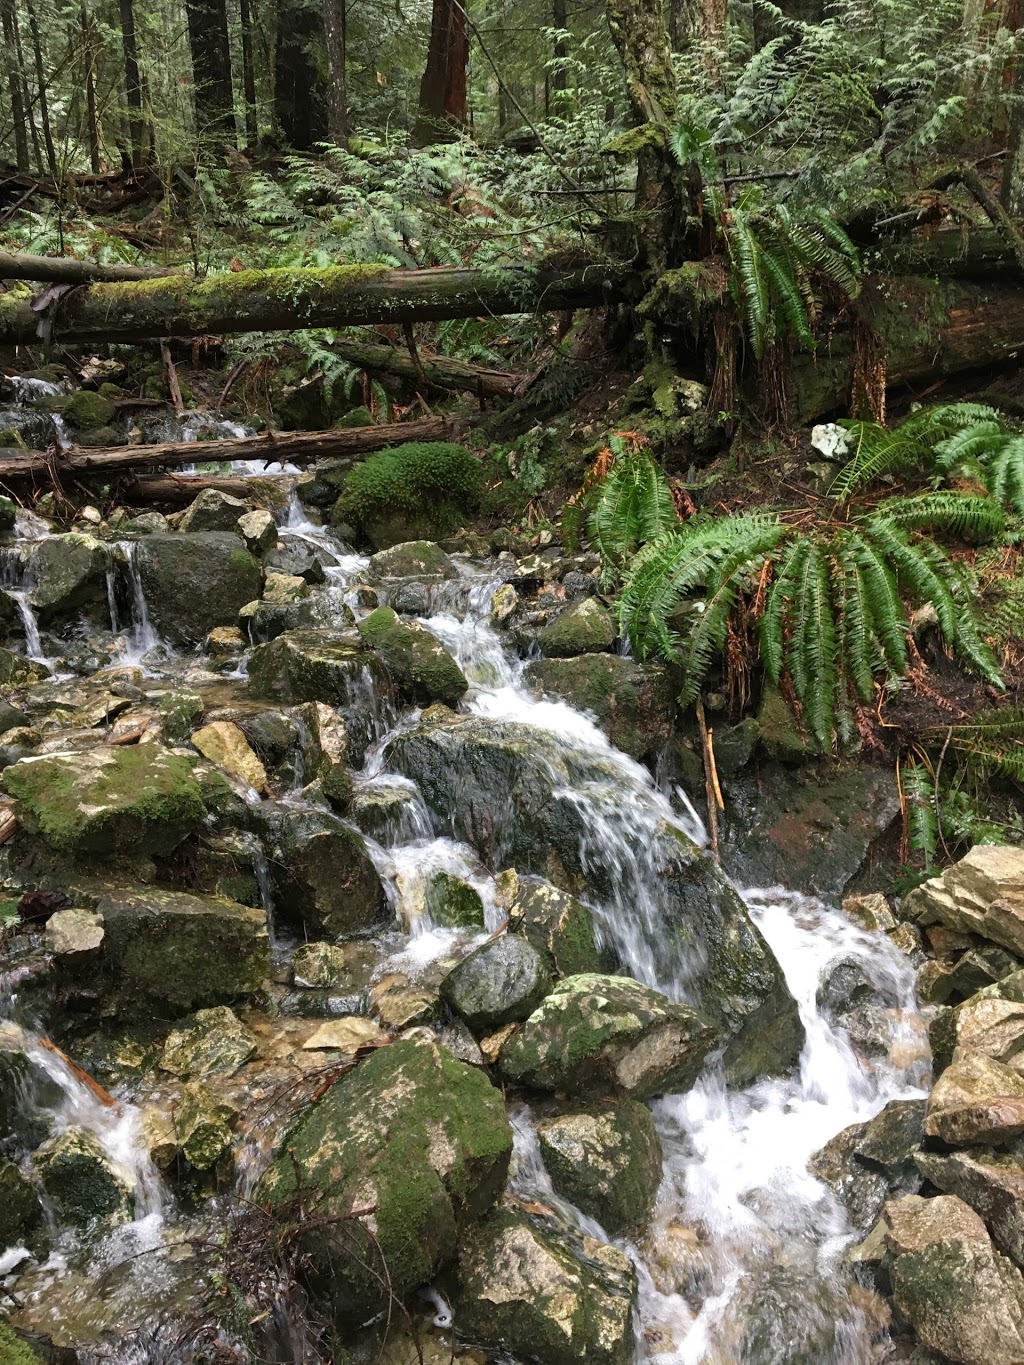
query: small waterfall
108 542 162 665
0 543 47 663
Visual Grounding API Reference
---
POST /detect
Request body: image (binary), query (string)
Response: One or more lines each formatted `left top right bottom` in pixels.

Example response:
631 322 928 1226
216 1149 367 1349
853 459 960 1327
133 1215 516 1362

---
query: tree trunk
239 0 259 147
0 417 452 482
413 0 469 145
80 1 101 173
0 249 177 284
118 0 150 166
329 337 522 397
184 0 237 147
323 0 348 144
274 0 323 149
25 0 57 179
552 0 568 93
2 0 31 173
1003 1 1024 213
0 263 617 346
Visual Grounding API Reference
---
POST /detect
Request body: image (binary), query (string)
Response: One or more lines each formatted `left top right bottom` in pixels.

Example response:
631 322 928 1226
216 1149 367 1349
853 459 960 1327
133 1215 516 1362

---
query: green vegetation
335 441 484 544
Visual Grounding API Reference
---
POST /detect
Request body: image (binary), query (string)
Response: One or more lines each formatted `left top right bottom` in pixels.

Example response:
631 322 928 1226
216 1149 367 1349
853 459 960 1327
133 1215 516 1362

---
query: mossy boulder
334 442 483 549
174 1080 238 1170
424 869 484 928
256 1036 513 1321
59 389 117 430
537 598 616 658
292 941 352 988
503 872 607 977
159 1006 258 1078
884 1193 1024 1364
158 689 205 744
27 532 113 627
440 935 552 1032
35 1127 133 1229
3 744 205 857
357 606 467 705
95 883 270 1012
0 1160 44 1249
0 649 49 689
456 1202 636 1365
536 1099 663 1236
137 532 262 647
499 974 716 1100
178 488 250 533
253 802 387 938
524 654 674 758
366 539 457 583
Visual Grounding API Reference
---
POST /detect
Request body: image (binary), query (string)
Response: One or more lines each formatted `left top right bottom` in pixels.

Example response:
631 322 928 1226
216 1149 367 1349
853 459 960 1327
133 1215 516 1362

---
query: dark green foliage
587 441 680 582
335 441 484 540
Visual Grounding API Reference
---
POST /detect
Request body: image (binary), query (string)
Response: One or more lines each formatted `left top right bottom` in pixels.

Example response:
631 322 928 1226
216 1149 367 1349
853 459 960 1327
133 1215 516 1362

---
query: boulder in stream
905 845 1024 958
357 606 467 705
35 1127 133 1230
916 1148 1024 1270
366 539 457 583
499 974 716 1099
257 1036 512 1321
502 872 607 977
523 653 674 758
237 508 278 555
191 720 268 793
440 935 552 1031
27 532 113 628
177 488 249 533
159 1006 258 1078
536 1098 663 1235
3 744 206 857
0 1160 44 1250
456 1201 636 1365
137 532 262 647
925 1051 1024 1145
536 597 616 657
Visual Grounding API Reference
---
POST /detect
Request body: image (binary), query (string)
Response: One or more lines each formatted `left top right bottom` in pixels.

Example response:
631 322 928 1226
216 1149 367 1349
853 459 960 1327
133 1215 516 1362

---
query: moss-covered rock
440 935 551 1032
35 1127 133 1229
499 974 715 1100
191 720 268 793
137 532 262 647
335 443 484 549
456 1202 636 1365
0 1321 46 1364
536 1099 663 1236
59 389 117 430
524 654 673 758
3 744 205 857
178 488 250 533
503 872 607 978
292 941 352 988
159 1006 258 1078
256 1036 512 1321
537 598 616 658
27 532 113 628
0 649 49 689
357 606 467 705
173 1080 238 1170
0 1160 44 1249
424 869 484 928
96 883 270 1012
366 539 457 583
157 689 204 744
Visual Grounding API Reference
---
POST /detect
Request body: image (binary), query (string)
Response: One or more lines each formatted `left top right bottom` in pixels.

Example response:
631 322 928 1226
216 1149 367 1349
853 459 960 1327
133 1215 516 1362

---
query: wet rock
720 759 900 900
536 598 615 658
137 532 262 647
205 625 247 668
440 936 551 1031
236 509 278 555
295 702 352 808
357 606 467 705
35 1127 133 1229
0 1159 43 1250
254 802 386 938
157 689 204 744
843 893 898 933
96 883 270 1012
60 389 117 429
387 713 802 1081
884 1193 1024 1364
457 1201 635 1365
239 591 338 645
924 1052 1024 1145
257 1036 512 1321
292 941 353 988
811 1100 925 1230
817 957 894 1059
191 720 268 793
756 683 825 763
3 744 205 857
502 872 606 978
491 582 518 625
422 869 485 928
178 488 249 533
302 1017 384 1051
43 906 104 956
932 995 1024 1074
174 1080 238 1170
499 974 715 1100
27 533 113 628
159 1006 257 1078
916 1148 1024 1269
906 846 1024 957
537 1099 662 1235
367 540 456 583
523 654 673 759
265 539 327 583
0 649 49 690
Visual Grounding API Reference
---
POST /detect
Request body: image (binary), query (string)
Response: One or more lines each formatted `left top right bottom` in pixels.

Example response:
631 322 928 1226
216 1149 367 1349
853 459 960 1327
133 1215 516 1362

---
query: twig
160 339 185 416
933 726 954 863
38 1037 117 1107
695 694 722 864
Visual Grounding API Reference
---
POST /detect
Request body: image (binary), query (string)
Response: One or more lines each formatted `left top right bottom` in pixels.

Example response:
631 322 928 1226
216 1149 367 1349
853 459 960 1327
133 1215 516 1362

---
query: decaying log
125 475 257 504
0 247 176 285
0 415 450 481
330 336 522 397
0 262 619 347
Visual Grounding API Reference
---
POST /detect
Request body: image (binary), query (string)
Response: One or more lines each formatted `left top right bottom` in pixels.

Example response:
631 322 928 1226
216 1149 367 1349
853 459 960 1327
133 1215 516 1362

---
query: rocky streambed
0 457 1019 1364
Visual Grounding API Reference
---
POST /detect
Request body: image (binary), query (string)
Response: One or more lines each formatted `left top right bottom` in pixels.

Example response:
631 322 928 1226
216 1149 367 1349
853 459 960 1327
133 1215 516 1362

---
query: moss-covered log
0 248 175 285
0 262 618 346
790 276 1024 421
0 415 449 481
873 225 1024 280
330 336 522 397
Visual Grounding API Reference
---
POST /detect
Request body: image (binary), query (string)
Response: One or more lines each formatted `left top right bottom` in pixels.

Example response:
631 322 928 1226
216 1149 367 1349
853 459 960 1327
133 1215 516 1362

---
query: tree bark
0 417 452 482
239 0 259 147
25 0 57 179
118 0 150 167
274 0 323 149
184 0 237 147
552 0 568 93
0 249 177 284
80 1 101 173
329 337 522 397
125 475 259 504
2 0 31 173
323 0 348 145
0 263 618 346
413 0 469 144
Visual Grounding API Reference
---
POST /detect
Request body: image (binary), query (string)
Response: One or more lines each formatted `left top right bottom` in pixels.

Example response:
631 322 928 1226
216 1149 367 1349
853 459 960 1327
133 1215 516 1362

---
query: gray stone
440 936 552 1031
523 653 674 759
536 1099 662 1235
137 532 262 647
178 488 249 533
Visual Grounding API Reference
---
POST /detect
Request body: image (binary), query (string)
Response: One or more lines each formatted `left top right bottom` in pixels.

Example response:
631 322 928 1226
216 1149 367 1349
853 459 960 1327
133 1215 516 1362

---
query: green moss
0 1322 45 1365
601 124 667 157
357 606 468 705
335 441 483 545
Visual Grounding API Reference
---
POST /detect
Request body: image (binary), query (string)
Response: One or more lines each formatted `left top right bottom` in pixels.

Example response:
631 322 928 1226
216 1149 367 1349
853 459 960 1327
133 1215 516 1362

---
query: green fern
587 445 679 581
903 759 939 868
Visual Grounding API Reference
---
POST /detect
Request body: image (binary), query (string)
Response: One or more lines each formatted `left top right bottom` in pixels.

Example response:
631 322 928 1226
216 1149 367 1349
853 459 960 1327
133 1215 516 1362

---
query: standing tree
413 0 469 144
184 0 237 147
118 0 152 167
239 0 259 146
275 0 324 149
324 0 349 144
1 0 31 172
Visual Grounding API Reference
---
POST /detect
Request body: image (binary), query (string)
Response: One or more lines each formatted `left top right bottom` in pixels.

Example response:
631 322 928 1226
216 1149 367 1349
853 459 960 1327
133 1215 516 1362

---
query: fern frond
867 491 1004 541
985 436 1024 517
761 247 815 350
903 759 938 867
847 532 908 674
588 452 677 575
727 209 770 359
760 536 810 681
796 541 837 744
836 542 877 702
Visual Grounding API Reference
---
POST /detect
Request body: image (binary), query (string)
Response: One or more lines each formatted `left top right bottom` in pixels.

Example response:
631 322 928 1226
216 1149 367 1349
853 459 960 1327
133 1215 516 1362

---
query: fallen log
330 336 522 398
0 248 177 285
0 415 450 481
124 474 258 504
791 276 1024 422
0 262 618 347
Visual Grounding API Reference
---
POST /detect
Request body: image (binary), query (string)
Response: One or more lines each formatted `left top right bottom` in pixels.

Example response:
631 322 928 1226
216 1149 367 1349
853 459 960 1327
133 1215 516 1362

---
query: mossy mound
0 1322 46 1365
257 1036 512 1322
334 442 483 549
35 1127 133 1229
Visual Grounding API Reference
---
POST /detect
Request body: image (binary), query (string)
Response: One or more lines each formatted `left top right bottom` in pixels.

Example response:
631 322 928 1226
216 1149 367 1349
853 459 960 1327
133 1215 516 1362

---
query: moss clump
0 1322 46 1365
56 389 117 430
357 605 468 705
334 442 483 548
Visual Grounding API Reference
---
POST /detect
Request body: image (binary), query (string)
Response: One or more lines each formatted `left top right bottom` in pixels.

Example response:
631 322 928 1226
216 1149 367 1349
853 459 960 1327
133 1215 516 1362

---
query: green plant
335 441 484 539
586 439 679 582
